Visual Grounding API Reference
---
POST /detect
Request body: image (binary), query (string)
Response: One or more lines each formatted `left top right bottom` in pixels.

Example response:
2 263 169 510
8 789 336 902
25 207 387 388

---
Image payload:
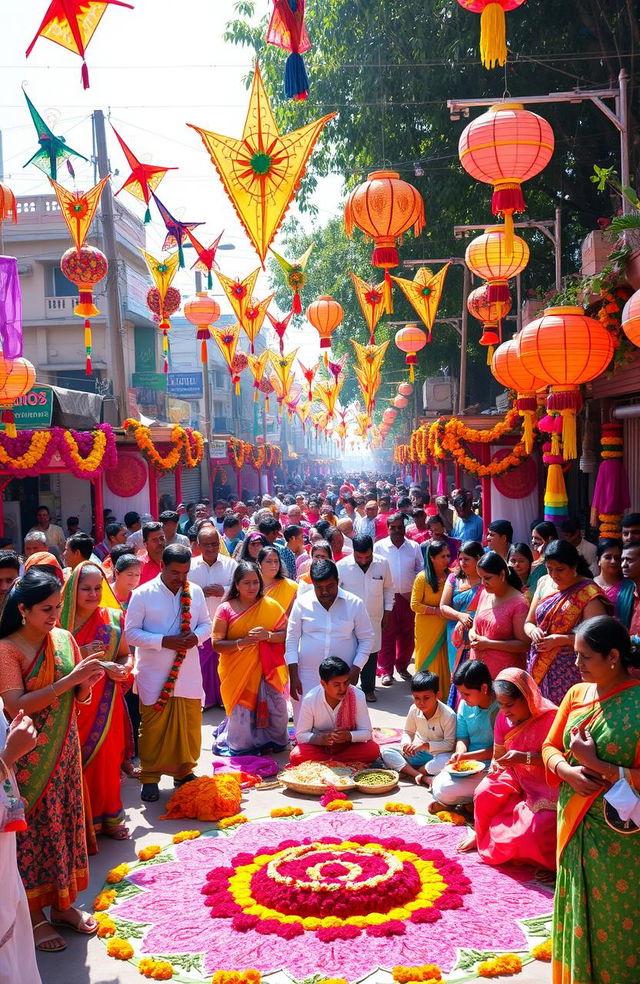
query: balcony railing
45 296 80 318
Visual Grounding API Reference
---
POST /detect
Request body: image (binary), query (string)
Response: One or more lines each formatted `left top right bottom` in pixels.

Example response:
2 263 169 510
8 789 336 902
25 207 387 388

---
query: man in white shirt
29 505 66 556
285 558 374 715
290 656 380 766
125 543 212 802
160 510 190 547
354 500 378 539
189 526 236 708
375 513 424 685
337 534 394 703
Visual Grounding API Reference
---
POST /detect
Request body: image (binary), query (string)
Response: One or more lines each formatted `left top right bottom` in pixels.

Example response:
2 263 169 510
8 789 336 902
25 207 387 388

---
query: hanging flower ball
393 395 409 409
61 244 108 318
398 382 414 397
146 286 181 319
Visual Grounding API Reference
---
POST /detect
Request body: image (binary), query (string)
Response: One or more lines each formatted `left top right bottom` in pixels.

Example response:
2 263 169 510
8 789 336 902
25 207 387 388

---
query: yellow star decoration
50 175 109 250
351 338 389 415
390 264 450 341
350 271 388 343
216 269 260 324
138 248 180 301
189 65 336 265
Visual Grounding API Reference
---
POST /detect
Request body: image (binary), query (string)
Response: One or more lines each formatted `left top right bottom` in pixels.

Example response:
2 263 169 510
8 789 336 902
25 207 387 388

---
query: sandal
33 920 67 952
50 908 98 935
173 773 197 788
141 782 160 802
102 824 130 840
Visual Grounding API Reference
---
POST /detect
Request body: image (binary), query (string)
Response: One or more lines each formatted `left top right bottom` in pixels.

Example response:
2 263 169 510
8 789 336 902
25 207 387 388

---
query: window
52 266 79 297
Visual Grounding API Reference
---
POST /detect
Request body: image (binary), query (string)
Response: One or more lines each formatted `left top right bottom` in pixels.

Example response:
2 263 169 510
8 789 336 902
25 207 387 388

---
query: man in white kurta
126 545 212 800
375 513 424 684
189 526 237 708
285 559 374 717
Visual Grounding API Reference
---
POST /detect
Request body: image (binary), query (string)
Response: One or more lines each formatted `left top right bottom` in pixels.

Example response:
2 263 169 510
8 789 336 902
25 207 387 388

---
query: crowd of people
0 480 638 984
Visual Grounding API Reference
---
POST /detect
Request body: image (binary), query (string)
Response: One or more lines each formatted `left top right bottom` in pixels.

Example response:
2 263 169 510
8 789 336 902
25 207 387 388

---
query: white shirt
401 701 457 755
576 537 599 577
375 536 423 595
354 515 376 539
337 554 394 652
166 531 190 547
126 576 212 705
285 587 374 696
296 684 373 745
189 554 237 620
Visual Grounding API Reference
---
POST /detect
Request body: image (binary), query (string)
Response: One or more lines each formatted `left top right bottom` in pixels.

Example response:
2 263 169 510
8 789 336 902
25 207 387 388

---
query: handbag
603 767 640 835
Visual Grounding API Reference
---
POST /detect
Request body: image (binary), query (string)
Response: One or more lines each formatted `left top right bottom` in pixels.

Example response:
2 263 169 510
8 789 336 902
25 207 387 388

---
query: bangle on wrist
76 689 92 705
526 751 531 766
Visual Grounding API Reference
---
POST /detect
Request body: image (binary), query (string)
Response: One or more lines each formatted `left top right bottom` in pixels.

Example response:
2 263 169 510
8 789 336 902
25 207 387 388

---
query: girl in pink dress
460 668 558 869
469 552 529 678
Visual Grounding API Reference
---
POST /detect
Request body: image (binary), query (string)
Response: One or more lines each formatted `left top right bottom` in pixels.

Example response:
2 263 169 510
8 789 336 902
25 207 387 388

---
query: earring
21 616 26 626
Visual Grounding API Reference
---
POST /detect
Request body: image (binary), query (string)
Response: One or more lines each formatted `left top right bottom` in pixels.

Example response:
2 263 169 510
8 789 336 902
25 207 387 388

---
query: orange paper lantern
467 282 512 349
306 295 344 349
621 289 640 347
0 182 17 224
465 227 529 304
492 336 546 452
0 355 36 437
455 0 527 69
459 104 554 250
519 306 615 458
183 292 221 365
382 408 397 424
393 395 408 409
398 382 414 397
395 324 427 382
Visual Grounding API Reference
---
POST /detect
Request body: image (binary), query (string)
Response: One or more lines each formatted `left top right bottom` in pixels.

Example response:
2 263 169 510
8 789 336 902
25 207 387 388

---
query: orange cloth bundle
160 775 242 822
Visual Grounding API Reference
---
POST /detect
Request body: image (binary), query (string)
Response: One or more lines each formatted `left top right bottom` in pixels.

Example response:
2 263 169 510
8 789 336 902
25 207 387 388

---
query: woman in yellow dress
411 540 452 692
258 546 298 616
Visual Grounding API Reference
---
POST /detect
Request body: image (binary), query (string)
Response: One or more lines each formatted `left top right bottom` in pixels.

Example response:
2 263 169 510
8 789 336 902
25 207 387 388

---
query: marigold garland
106 863 130 883
138 844 162 861
227 438 282 471
323 800 353 811
153 582 191 711
400 409 528 477
270 806 304 818
124 419 204 472
531 939 552 962
477 954 522 977
385 802 416 815
172 829 202 843
393 964 442 982
106 937 135 960
138 957 174 979
218 814 249 829
0 424 117 479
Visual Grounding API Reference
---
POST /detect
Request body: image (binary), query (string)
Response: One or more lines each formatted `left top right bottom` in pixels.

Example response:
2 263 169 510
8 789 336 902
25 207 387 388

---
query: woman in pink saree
460 668 559 869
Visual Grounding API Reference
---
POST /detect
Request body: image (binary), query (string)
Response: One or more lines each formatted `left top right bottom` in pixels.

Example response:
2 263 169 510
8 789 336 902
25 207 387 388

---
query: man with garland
126 544 212 803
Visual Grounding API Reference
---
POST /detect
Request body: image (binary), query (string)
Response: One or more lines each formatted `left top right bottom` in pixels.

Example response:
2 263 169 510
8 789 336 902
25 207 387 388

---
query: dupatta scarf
218 596 288 716
529 579 608 686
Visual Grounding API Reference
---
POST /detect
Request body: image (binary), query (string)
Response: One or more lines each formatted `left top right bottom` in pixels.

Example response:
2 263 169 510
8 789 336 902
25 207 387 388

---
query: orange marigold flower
218 814 248 829
93 889 117 911
211 971 261 984
139 957 174 979
531 939 552 962
434 810 467 826
138 845 163 861
478 954 522 977
95 914 117 938
106 863 130 883
392 965 442 982
172 829 201 843
324 800 353 811
270 806 304 818
384 802 416 815
106 938 134 960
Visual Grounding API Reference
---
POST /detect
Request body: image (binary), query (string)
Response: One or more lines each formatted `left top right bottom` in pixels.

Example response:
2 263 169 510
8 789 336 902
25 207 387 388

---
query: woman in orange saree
258 546 298 615
542 616 640 984
60 562 131 839
213 561 288 755
0 570 104 952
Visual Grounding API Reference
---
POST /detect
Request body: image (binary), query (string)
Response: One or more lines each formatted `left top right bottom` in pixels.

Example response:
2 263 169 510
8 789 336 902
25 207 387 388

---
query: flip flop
173 773 197 788
141 783 160 802
49 909 97 935
33 920 67 952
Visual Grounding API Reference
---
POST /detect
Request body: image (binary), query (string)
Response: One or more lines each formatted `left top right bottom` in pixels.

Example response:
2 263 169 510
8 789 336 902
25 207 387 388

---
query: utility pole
93 109 128 419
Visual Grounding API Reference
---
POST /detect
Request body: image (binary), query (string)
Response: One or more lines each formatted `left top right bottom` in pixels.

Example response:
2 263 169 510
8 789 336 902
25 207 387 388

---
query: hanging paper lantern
0 355 36 437
382 408 397 425
231 352 249 396
60 244 108 375
344 170 425 310
0 182 17 224
465 227 529 303
621 289 640 347
519 306 614 459
398 382 414 397
395 324 427 382
306 295 343 349
393 395 409 409
455 0 527 70
183 292 221 365
491 336 546 453
459 105 554 251
147 285 181 373
467 282 512 363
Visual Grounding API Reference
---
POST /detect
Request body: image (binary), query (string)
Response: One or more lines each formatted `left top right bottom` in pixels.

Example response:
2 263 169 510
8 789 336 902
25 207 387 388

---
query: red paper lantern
183 292 221 365
465 227 529 304
455 0 527 69
382 408 397 424
395 324 427 382
467 282 512 352
621 289 640 347
60 244 108 375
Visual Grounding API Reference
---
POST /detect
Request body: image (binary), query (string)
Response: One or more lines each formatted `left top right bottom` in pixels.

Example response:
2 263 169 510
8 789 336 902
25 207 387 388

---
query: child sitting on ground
289 656 380 765
380 671 456 784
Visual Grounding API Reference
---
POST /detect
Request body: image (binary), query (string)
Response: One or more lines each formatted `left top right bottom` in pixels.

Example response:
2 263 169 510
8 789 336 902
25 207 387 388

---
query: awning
50 385 104 428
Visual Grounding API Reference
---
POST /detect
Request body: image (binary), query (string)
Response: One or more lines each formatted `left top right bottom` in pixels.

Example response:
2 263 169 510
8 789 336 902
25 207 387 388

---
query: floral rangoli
96 810 553 982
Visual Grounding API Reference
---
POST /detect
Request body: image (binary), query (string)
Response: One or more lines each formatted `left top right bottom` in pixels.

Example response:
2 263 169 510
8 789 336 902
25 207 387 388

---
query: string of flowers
124 419 204 472
398 410 528 477
227 439 283 471
0 424 116 479
153 582 191 712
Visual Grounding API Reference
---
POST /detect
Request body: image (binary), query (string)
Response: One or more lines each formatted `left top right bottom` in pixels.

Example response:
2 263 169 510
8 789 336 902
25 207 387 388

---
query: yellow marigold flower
139 957 174 979
270 807 303 818
95 915 117 938
106 863 130 883
385 802 416 815
531 939 553 962
172 829 201 843
137 845 162 861
218 814 248 829
211 971 261 984
434 810 467 826
93 889 117 911
478 954 522 977
392 965 442 982
324 800 353 811
318 979 349 984
106 938 134 960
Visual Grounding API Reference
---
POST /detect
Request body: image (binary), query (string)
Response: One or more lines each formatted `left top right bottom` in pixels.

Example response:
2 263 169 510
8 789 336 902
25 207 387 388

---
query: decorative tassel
178 241 185 268
144 206 151 223
84 319 93 376
284 51 309 101
1 409 17 438
383 270 394 314
49 150 57 181
292 291 302 315
492 182 526 217
81 60 90 90
543 437 569 524
207 271 213 290
486 281 510 303
516 395 537 454
479 2 508 69
372 244 399 268
265 396 270 413
480 324 500 347
254 388 259 403
502 212 514 257
162 327 169 373
200 339 208 365
546 387 582 460
75 291 99 318
234 378 240 396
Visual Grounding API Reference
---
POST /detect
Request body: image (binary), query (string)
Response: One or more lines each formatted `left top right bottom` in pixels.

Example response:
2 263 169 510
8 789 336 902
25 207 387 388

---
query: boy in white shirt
381 671 456 784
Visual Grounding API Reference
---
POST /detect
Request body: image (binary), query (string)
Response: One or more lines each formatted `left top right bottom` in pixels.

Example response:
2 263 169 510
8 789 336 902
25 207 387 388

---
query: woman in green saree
0 571 105 953
542 615 640 984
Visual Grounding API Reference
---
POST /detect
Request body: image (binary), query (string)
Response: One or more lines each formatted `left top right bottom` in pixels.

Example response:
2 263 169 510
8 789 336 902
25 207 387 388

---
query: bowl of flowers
445 759 485 778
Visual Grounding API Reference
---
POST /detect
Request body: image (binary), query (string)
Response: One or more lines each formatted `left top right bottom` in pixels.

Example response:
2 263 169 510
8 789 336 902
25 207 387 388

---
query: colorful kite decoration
266 310 293 353
390 264 450 342
284 387 303 422
241 294 275 354
26 0 134 89
50 175 109 374
314 379 343 420
266 0 312 101
151 193 204 268
185 229 224 289
268 348 298 418
111 124 176 223
212 323 242 394
189 64 336 265
247 350 270 403
350 272 387 344
23 89 88 180
311 410 328 436
216 269 260 325
351 338 389 415
327 353 347 385
355 411 371 439
297 358 319 401
270 243 314 314
296 399 311 430
138 248 181 372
